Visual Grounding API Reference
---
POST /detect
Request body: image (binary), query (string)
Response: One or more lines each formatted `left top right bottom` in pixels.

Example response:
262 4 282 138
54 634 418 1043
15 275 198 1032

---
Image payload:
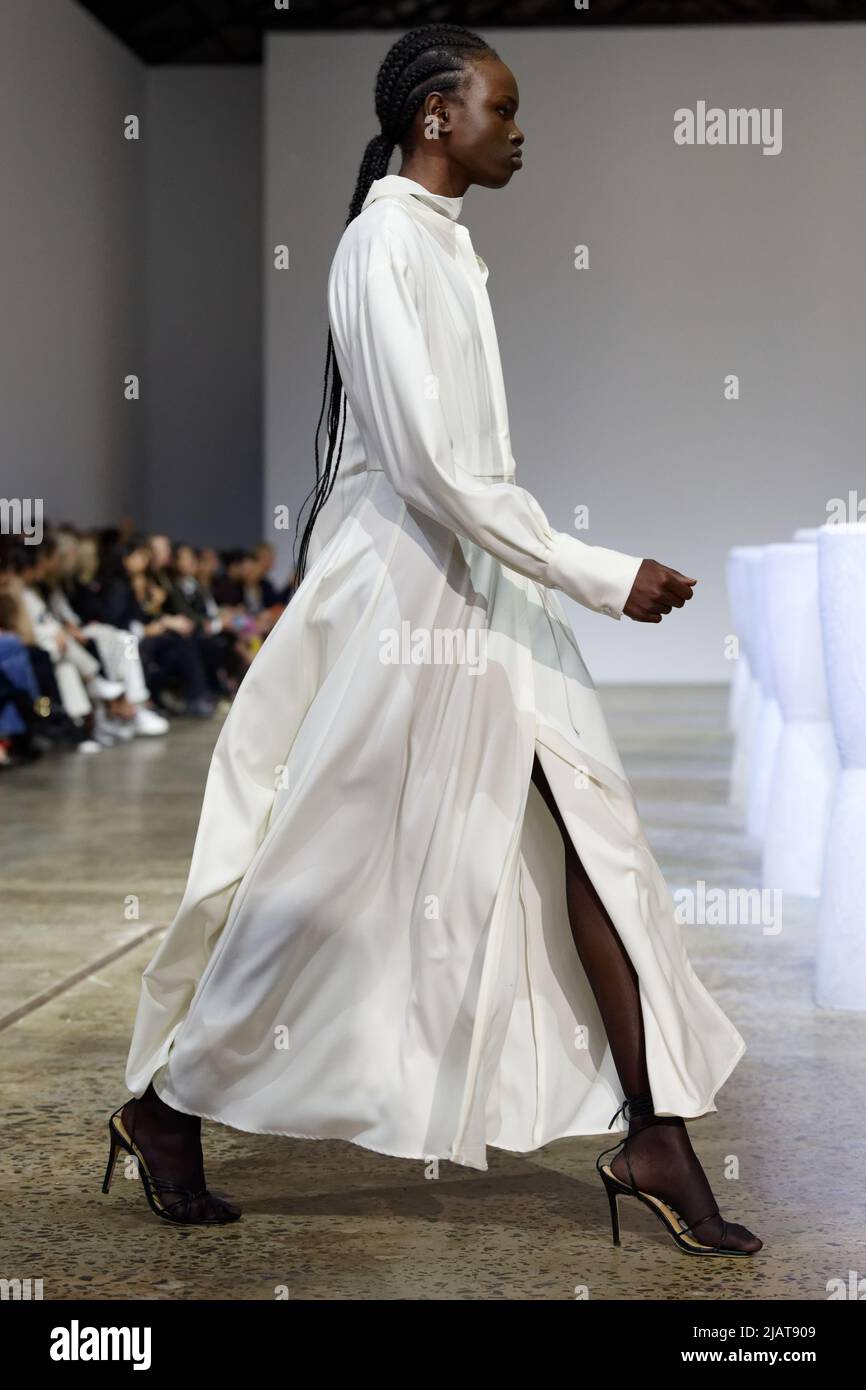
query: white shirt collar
361 173 464 222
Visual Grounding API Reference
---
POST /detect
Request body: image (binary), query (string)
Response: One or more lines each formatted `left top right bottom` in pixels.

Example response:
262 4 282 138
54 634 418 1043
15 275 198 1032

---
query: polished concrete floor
1 684 863 1300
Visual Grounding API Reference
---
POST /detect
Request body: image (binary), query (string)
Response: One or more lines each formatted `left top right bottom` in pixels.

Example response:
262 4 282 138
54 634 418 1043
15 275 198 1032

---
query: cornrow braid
292 23 496 588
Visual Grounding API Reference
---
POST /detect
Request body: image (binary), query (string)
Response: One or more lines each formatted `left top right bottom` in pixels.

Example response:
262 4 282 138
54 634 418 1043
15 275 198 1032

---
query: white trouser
60 634 101 679
81 623 150 704
53 659 92 719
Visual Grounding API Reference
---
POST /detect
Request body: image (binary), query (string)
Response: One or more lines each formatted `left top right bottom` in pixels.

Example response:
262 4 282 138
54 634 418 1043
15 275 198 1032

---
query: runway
1 684 858 1300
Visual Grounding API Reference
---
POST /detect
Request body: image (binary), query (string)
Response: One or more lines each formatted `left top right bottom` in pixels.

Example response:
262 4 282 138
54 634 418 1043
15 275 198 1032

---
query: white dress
124 173 746 1171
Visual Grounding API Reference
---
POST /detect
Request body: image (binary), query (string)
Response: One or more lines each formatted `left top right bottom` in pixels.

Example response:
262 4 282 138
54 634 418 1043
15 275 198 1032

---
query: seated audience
0 519 298 771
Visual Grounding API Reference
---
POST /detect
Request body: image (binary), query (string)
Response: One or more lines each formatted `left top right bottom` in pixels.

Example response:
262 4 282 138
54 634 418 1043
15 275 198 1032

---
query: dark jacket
97 577 152 630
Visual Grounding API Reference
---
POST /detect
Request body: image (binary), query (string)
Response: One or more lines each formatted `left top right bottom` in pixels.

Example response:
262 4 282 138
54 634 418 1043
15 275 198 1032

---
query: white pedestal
762 543 838 896
815 523 866 1010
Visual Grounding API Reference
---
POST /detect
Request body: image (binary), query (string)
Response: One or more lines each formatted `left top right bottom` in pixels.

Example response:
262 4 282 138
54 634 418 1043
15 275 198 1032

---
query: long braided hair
292 23 497 587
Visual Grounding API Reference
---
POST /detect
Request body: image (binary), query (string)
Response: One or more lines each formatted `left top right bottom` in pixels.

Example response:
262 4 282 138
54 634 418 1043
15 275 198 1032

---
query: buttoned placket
452 222 514 482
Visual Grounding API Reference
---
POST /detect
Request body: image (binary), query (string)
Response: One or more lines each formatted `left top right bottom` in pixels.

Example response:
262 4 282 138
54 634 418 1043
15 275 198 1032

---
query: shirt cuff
547 531 643 620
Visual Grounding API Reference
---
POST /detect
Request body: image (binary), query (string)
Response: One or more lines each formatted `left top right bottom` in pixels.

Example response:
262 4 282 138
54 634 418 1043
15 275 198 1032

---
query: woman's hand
623 559 697 623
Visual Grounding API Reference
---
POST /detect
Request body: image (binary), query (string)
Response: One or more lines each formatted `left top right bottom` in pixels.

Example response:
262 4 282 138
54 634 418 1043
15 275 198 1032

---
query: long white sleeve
330 219 643 620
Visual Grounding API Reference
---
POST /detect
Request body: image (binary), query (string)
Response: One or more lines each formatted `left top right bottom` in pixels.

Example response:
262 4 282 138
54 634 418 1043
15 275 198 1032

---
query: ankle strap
608 1093 655 1128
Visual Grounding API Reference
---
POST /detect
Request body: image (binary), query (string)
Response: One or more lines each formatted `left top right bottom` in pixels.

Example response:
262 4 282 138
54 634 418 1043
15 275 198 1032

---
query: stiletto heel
101 1100 241 1226
595 1093 757 1257
101 1131 120 1193
600 1167 621 1246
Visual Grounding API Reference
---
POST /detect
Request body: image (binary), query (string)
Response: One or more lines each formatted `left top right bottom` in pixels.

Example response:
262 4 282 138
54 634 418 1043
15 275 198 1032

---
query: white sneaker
93 711 132 745
92 707 119 746
104 716 136 742
132 705 170 736
76 739 102 754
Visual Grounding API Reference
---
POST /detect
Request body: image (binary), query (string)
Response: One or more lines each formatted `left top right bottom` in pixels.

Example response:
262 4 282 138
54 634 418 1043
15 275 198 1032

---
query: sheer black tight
120 1084 237 1222
529 751 761 1253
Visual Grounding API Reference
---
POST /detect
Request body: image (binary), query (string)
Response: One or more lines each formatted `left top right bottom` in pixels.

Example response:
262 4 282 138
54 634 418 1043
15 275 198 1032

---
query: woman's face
56 534 79 579
175 545 197 576
150 534 172 569
197 548 217 578
124 547 149 576
427 55 524 191
77 538 98 579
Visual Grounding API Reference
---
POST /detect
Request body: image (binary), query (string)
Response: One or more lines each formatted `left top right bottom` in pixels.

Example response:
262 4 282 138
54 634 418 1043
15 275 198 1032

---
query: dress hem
148 1028 747 1175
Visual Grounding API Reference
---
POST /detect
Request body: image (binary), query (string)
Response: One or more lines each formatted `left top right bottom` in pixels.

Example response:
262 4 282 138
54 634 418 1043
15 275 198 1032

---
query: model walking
105 24 761 1256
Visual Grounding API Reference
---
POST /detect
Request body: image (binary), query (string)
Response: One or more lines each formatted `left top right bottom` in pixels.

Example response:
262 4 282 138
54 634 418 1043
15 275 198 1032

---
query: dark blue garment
0 634 40 736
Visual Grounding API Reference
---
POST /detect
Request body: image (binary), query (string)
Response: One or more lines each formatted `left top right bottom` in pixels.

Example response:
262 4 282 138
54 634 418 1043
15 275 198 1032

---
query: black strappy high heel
595 1093 754 1257
102 1100 242 1225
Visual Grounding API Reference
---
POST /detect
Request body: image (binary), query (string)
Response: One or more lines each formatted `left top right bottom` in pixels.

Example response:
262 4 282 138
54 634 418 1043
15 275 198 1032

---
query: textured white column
761 543 838 896
815 522 866 1009
726 546 763 814
746 549 782 840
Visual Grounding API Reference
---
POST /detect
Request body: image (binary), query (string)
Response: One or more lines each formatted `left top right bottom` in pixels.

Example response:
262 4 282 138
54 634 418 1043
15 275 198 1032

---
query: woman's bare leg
529 751 761 1252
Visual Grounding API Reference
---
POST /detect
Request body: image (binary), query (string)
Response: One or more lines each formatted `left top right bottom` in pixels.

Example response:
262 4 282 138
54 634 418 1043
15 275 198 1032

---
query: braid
292 24 496 588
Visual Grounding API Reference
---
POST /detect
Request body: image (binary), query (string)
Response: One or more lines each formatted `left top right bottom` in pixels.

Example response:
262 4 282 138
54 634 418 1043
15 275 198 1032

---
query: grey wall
0 1 262 548
144 68 262 548
0 0 146 525
264 26 866 682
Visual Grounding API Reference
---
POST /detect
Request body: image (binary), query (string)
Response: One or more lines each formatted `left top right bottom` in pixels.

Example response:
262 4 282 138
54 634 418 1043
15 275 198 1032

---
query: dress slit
474 721 747 1170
